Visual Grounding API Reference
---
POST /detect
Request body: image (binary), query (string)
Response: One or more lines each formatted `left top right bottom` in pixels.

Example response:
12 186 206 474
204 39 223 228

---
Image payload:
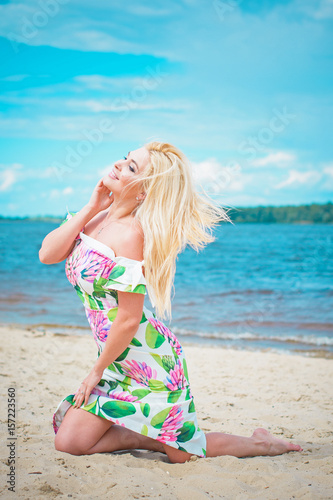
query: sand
0 324 332 499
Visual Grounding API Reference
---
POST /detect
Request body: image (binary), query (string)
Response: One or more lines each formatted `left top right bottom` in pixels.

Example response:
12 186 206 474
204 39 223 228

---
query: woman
39 141 302 463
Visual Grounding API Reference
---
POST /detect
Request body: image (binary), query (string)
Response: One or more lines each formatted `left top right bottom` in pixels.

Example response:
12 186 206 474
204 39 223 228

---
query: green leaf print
93 277 107 296
131 389 150 400
113 362 124 374
87 293 98 310
183 358 189 382
107 363 117 372
93 296 104 309
188 399 196 413
130 337 142 347
148 379 168 392
132 284 146 294
101 401 136 419
145 322 166 349
140 312 147 324
140 403 150 418
121 376 132 387
167 390 182 404
162 355 175 373
83 400 97 412
109 265 126 280
107 307 118 322
141 424 148 436
151 407 172 429
74 285 85 304
177 421 196 443
150 353 164 369
185 387 191 401
106 381 118 392
115 347 130 362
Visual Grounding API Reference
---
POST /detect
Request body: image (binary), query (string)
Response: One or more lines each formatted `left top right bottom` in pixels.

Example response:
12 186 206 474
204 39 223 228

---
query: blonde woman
39 142 302 463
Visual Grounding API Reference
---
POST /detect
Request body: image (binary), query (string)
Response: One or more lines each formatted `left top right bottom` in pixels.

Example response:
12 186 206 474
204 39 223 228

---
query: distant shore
1 201 332 224
1 323 332 498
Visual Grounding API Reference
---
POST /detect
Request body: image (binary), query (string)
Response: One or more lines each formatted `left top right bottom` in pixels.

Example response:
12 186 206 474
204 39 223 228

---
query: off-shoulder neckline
79 231 145 265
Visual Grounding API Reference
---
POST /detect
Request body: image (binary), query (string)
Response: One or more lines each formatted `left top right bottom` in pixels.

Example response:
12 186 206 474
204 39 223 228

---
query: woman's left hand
73 368 103 409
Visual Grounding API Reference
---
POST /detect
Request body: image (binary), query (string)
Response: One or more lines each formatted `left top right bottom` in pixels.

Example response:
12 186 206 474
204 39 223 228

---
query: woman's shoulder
114 216 144 262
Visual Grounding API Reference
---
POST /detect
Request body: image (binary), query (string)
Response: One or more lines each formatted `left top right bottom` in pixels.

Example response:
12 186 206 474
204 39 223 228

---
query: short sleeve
101 260 147 296
59 207 85 240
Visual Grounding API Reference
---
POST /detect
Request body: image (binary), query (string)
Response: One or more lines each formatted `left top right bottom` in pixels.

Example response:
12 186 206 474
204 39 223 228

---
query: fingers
73 385 86 409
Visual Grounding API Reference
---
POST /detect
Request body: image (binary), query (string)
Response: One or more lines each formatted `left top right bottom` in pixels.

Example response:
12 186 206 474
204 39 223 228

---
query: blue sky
0 0 332 216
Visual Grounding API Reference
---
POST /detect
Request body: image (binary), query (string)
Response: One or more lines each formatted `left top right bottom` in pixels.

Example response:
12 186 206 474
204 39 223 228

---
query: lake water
1 220 332 357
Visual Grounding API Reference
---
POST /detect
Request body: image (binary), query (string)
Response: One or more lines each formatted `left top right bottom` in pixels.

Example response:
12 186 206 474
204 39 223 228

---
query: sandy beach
1 324 332 499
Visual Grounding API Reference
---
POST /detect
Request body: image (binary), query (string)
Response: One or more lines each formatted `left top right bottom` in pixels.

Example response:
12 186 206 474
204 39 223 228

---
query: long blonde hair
125 141 232 320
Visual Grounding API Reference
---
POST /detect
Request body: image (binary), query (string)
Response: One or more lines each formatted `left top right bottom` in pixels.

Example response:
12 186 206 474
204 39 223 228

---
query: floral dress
52 209 207 458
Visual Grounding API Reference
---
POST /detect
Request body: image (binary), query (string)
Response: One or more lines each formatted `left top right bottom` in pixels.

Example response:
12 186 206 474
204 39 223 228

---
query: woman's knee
54 431 86 456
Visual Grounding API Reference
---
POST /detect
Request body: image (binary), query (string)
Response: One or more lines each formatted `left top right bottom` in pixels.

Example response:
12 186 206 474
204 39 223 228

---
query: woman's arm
73 225 146 408
39 178 114 265
39 204 99 264
74 288 145 408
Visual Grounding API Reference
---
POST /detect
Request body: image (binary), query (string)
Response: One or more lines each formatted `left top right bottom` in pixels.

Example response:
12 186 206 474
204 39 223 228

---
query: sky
0 0 332 217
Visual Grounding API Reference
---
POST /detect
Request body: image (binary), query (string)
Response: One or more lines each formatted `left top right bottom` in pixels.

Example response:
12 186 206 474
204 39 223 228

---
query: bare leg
161 428 303 464
86 424 164 455
206 428 303 458
55 406 164 456
55 407 302 462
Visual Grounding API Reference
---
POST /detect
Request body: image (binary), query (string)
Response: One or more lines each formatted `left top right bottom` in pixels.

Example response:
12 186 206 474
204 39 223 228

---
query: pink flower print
108 390 139 403
148 318 183 356
78 246 112 283
52 413 58 434
121 360 157 387
86 310 110 343
157 405 183 443
100 260 117 279
91 386 107 397
164 359 187 391
65 242 88 285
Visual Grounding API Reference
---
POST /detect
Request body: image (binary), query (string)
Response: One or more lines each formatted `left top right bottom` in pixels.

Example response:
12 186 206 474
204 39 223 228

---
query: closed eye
123 155 135 172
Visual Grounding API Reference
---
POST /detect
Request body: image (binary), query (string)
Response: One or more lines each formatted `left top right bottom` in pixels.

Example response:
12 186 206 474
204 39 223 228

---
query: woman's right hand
87 177 115 213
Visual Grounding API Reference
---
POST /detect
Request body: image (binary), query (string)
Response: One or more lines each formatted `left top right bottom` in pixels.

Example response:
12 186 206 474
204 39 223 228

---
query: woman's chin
102 176 114 190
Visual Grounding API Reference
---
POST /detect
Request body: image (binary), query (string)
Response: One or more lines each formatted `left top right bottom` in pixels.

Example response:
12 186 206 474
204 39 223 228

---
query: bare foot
252 428 303 456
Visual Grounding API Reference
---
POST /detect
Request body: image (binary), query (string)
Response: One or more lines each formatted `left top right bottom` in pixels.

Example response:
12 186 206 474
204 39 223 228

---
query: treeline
1 202 332 224
227 202 333 224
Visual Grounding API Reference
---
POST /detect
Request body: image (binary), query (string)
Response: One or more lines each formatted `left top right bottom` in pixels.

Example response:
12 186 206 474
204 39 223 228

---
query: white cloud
301 0 333 19
251 151 295 168
66 98 188 113
323 164 333 177
275 169 322 189
191 158 245 194
0 74 30 82
0 163 23 191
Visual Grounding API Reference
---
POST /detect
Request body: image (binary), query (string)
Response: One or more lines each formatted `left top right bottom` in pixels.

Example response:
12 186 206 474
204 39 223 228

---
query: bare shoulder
116 217 145 262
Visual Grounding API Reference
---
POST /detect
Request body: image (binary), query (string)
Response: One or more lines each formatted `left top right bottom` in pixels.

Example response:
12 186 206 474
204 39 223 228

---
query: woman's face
103 147 150 199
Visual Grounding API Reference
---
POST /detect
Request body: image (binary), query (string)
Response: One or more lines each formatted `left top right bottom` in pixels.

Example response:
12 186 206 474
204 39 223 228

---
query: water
1 220 332 356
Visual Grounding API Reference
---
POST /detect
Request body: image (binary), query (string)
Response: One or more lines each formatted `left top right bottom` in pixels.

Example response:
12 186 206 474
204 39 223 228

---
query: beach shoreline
1 320 333 360
1 323 332 499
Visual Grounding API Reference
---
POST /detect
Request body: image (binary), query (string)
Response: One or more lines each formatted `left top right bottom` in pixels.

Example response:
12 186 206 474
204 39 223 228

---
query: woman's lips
108 170 118 180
